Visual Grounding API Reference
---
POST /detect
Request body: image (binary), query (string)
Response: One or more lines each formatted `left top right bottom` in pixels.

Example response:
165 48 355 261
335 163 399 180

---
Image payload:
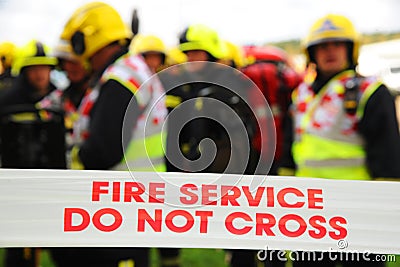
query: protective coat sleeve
78 79 140 170
358 85 400 178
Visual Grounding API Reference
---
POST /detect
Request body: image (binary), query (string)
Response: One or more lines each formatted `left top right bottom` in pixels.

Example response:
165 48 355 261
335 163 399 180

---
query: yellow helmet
219 40 246 68
302 13 360 64
130 34 166 56
165 46 187 66
129 34 143 53
60 1 133 60
11 39 57 76
179 24 226 59
0 41 17 71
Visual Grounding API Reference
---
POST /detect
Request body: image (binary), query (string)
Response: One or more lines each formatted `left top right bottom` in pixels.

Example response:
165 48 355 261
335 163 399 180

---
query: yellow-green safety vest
292 70 381 180
103 53 167 172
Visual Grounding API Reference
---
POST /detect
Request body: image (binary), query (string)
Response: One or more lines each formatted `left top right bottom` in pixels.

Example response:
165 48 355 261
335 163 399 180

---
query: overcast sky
0 0 399 48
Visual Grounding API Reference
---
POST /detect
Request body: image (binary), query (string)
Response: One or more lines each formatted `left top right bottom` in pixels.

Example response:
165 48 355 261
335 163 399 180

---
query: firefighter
278 13 400 267
60 2 167 266
130 34 167 73
242 45 302 176
0 39 58 109
0 39 62 168
36 39 92 267
238 45 302 267
130 33 182 267
160 23 273 267
217 40 268 267
0 41 17 93
37 38 91 150
162 23 263 175
0 41 17 177
0 40 65 267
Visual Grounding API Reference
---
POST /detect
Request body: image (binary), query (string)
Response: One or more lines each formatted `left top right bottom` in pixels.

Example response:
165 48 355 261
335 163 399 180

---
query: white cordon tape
0 168 399 254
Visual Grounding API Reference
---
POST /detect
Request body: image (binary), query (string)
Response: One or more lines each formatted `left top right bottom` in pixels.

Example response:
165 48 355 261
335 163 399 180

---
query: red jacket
241 46 302 162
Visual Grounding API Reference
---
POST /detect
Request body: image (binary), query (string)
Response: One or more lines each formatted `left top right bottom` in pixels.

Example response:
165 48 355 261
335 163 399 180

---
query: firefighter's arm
358 85 400 178
277 102 296 176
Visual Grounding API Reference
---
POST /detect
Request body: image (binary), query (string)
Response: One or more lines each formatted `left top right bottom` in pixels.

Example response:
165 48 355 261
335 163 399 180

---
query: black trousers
49 248 149 267
5 248 39 267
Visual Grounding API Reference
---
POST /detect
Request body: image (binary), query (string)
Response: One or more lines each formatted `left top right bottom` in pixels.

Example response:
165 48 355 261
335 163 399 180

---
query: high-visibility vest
292 70 381 180
74 53 167 172
37 87 92 146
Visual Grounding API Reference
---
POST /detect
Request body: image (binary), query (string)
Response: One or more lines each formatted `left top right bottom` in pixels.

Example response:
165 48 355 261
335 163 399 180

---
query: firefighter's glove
374 177 400 182
277 167 295 176
70 146 84 170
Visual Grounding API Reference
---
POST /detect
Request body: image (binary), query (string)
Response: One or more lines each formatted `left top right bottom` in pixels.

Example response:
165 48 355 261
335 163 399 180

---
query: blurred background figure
0 39 58 109
37 39 92 263
130 34 167 73
241 44 302 176
130 33 182 267
217 42 302 267
0 41 17 94
160 23 274 267
216 40 268 267
0 40 65 267
38 38 91 150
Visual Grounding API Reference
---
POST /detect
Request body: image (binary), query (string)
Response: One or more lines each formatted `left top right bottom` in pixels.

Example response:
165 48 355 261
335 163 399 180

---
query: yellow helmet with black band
302 14 360 65
11 39 57 76
60 1 132 60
